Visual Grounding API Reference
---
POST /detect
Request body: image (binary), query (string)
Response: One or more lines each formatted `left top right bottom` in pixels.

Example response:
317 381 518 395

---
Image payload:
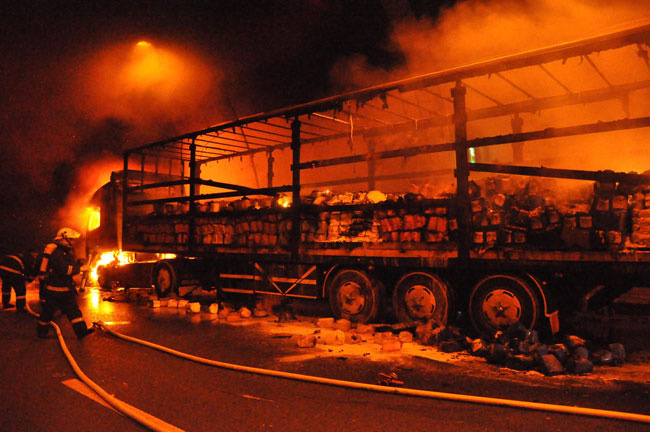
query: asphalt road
1 284 649 432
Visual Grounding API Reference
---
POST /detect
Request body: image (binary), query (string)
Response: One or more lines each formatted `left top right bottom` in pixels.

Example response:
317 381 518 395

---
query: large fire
90 251 135 282
89 250 177 285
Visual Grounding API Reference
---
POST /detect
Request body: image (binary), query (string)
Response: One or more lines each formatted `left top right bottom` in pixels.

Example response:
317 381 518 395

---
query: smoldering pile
415 320 626 376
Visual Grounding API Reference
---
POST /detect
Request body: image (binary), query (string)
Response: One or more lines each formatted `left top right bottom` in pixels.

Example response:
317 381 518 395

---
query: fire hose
20 296 650 430
94 320 650 425
24 302 185 432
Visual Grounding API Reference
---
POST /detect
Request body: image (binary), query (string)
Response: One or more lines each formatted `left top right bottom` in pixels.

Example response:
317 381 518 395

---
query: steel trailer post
122 153 129 251
511 114 524 162
367 139 376 190
291 119 302 256
267 150 274 188
452 81 471 265
188 139 197 252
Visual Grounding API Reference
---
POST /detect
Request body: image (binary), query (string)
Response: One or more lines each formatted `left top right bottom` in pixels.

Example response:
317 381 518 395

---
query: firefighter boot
37 322 50 338
2 290 13 308
16 295 26 312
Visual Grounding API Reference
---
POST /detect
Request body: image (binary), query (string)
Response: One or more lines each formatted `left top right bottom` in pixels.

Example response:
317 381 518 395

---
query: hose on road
25 302 185 432
95 320 650 425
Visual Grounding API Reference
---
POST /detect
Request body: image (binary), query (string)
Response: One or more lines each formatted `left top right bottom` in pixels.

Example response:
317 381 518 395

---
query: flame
277 194 292 208
89 251 177 284
90 250 135 282
86 206 101 231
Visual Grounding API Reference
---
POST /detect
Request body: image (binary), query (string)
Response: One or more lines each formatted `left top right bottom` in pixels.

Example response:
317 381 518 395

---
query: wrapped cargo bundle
590 180 628 251
376 196 450 244
129 175 645 252
630 184 650 247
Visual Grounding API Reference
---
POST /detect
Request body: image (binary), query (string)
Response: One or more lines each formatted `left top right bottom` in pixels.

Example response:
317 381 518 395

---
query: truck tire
392 272 451 326
469 274 541 336
328 269 383 324
153 261 177 298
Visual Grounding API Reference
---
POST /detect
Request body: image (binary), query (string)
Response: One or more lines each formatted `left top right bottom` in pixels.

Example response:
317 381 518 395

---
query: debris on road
378 372 403 386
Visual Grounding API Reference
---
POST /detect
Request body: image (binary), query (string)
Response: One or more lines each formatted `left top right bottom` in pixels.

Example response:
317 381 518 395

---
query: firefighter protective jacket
0 254 25 277
39 243 81 289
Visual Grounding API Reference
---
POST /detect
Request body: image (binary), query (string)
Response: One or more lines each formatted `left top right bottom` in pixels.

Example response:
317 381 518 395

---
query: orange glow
90 251 176 283
56 158 121 240
79 39 222 134
91 250 135 282
87 206 100 231
277 194 292 208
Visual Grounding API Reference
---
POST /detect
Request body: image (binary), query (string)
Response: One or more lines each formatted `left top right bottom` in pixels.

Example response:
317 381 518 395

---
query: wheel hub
338 281 365 315
481 289 521 328
157 269 171 291
404 284 436 319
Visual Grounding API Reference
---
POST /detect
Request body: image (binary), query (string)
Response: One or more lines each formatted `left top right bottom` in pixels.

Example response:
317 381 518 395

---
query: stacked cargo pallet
128 175 650 251
630 184 650 247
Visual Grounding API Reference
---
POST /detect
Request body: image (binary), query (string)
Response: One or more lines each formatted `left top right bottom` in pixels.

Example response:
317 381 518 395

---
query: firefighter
0 253 27 312
37 228 95 340
23 248 41 284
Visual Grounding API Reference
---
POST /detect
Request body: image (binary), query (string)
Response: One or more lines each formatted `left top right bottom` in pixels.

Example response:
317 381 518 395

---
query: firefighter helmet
54 227 81 243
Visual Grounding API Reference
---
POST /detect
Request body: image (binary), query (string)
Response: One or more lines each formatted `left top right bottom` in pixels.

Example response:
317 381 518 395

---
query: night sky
1 0 455 253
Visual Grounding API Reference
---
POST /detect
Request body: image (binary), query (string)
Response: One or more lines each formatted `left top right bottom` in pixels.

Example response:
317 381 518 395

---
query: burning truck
87 24 650 336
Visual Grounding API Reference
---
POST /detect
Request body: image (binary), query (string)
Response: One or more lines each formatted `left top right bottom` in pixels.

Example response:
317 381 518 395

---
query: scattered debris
296 334 317 348
398 331 413 343
323 330 346 345
355 323 374 334
378 372 403 386
253 305 269 317
218 304 233 319
317 317 335 328
334 319 351 331
226 312 242 322
381 339 402 353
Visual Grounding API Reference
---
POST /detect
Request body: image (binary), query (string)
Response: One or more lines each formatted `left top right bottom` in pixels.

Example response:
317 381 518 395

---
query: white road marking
62 379 121 414
242 394 274 402
63 378 184 431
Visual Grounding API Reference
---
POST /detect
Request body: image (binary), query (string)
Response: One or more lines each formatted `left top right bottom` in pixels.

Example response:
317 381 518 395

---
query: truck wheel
392 272 451 326
328 269 382 324
153 261 177 298
469 274 541 336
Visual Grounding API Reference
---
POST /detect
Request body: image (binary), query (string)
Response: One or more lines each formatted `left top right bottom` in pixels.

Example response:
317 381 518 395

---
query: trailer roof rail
125 23 650 163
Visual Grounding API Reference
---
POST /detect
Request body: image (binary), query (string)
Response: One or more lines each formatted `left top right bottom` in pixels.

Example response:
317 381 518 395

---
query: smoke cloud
328 0 650 195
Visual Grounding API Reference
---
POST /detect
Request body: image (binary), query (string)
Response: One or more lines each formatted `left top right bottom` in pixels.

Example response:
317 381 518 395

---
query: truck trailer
87 24 650 336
